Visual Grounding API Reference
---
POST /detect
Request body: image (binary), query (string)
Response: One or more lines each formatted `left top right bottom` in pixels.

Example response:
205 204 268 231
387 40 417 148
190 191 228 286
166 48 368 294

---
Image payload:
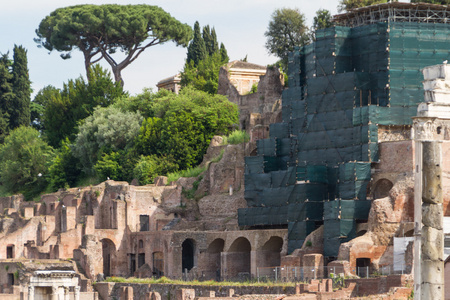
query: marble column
27 285 34 300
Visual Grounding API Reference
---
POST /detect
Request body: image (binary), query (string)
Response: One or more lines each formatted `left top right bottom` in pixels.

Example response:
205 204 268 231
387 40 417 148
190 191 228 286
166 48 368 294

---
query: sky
0 0 340 97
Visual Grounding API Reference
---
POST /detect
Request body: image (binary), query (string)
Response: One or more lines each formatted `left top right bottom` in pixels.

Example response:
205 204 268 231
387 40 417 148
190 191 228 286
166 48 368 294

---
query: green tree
72 106 143 172
186 21 207 66
11 45 31 129
35 4 193 86
313 9 333 31
220 42 229 63
265 8 310 69
338 0 392 12
0 54 12 141
133 155 178 185
35 65 124 148
0 126 54 199
134 87 238 170
48 138 81 190
181 52 226 94
182 22 229 94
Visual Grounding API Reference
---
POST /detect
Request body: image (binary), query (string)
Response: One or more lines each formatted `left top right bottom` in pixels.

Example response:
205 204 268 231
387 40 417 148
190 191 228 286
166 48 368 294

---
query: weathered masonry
239 2 450 256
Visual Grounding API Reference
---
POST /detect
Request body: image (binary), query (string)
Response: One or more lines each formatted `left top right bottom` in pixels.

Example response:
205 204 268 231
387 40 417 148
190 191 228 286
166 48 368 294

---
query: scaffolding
239 6 450 256
333 2 450 27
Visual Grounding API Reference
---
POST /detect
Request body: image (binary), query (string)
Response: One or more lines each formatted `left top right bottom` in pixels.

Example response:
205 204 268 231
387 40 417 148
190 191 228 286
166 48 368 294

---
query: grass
105 276 296 287
167 165 207 185
222 130 249 145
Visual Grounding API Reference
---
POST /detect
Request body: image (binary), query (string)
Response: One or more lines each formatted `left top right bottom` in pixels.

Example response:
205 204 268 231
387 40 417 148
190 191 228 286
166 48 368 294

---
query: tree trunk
112 66 124 87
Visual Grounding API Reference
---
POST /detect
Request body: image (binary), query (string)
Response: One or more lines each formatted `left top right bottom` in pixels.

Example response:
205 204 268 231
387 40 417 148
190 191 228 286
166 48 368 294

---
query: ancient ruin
4 2 450 299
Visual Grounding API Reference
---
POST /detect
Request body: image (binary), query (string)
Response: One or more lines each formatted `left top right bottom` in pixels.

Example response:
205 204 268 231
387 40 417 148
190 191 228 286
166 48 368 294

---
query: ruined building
238 1 450 269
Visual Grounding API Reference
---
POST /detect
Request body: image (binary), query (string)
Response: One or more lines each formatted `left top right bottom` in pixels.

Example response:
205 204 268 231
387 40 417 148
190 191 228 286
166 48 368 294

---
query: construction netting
239 21 450 255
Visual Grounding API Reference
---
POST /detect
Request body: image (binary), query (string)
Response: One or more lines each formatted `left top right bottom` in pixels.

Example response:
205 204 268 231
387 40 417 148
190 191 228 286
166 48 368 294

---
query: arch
182 239 196 272
228 237 251 252
372 179 393 199
258 236 283 267
207 238 225 253
101 239 116 277
203 239 225 280
224 237 251 280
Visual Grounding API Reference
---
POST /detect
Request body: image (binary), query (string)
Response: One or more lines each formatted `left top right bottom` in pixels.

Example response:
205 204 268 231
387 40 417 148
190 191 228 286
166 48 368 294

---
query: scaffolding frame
333 2 450 27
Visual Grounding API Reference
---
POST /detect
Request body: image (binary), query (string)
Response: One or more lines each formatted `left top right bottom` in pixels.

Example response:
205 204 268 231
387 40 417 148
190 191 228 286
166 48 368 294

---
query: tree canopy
182 22 229 94
35 4 193 86
33 65 124 148
313 9 333 31
134 87 238 170
265 8 310 69
0 126 54 199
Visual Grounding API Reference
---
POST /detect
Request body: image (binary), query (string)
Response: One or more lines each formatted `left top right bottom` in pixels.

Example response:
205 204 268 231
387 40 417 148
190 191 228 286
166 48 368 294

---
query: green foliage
167 165 207 184
181 52 227 94
134 87 238 170
72 105 143 173
187 21 207 66
247 83 258 95
11 45 31 129
182 22 229 94
0 126 54 199
36 4 193 85
223 130 250 145
35 65 124 148
114 88 170 119
94 151 124 181
313 9 333 31
132 155 178 185
48 138 81 190
0 46 31 141
338 0 391 12
265 8 310 69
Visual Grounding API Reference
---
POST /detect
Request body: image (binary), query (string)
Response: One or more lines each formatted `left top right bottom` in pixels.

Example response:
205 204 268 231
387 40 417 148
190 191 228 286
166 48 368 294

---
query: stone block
24 207 34 218
422 203 443 230
176 289 195 300
421 259 444 284
421 227 444 261
421 282 444 300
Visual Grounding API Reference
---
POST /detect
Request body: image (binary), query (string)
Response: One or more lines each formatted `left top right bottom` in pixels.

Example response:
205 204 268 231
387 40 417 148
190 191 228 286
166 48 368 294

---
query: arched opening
372 179 393 199
204 239 225 280
182 239 196 272
153 252 164 277
139 240 144 248
224 237 251 279
101 239 116 277
259 236 283 267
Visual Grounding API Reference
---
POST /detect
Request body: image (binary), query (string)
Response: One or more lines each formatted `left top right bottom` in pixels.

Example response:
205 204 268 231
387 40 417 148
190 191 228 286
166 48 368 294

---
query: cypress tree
220 43 229 63
0 54 11 141
203 25 213 55
11 45 31 129
187 21 206 66
210 28 219 55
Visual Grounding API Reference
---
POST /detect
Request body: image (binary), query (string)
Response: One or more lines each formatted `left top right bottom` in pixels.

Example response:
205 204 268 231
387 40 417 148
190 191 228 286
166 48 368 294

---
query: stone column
74 286 80 300
51 286 58 300
27 285 34 300
421 141 444 299
414 63 450 300
63 287 70 300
